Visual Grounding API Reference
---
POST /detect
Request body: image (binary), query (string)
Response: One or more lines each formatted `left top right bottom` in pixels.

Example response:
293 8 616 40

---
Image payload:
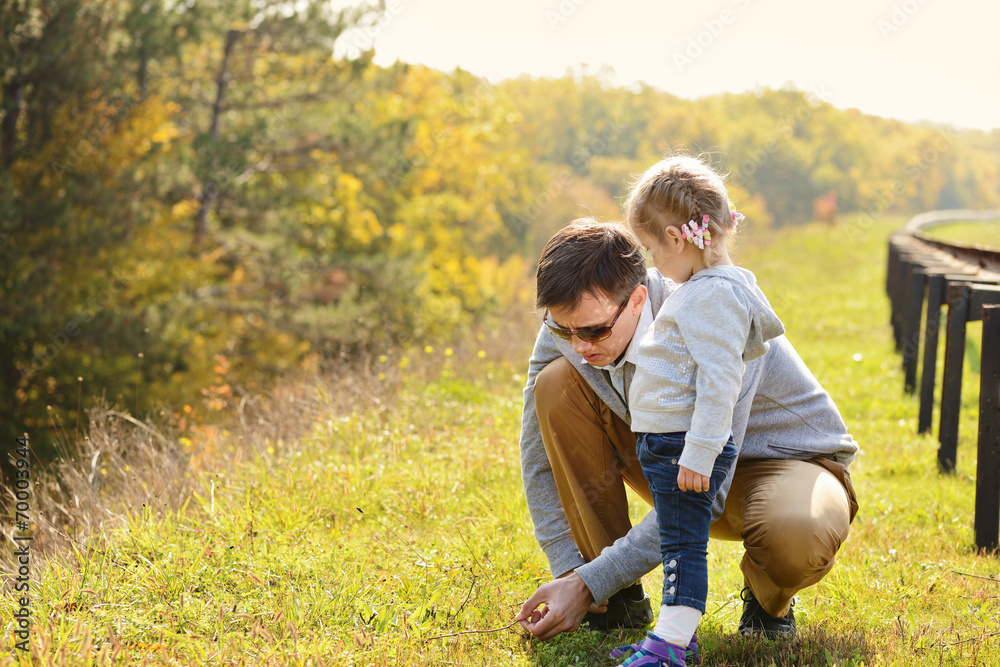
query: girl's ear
662 225 686 252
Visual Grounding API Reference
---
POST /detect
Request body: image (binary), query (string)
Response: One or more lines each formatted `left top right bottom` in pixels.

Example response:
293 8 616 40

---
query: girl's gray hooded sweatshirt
629 265 786 477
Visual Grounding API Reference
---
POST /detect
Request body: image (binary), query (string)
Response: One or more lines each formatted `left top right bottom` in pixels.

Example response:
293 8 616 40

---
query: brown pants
534 357 856 617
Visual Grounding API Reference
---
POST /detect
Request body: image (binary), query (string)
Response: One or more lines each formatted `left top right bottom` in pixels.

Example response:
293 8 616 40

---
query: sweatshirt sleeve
674 282 752 477
575 509 661 604
519 324 587 577
520 325 662 597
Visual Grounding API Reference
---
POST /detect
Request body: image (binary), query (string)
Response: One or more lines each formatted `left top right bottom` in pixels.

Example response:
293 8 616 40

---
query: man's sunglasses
544 292 632 343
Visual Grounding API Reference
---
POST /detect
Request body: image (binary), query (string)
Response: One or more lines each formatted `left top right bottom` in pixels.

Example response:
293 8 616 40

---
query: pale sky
333 0 999 132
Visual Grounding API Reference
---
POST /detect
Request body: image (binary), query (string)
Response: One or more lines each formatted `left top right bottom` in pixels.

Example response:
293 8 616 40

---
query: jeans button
671 458 677 464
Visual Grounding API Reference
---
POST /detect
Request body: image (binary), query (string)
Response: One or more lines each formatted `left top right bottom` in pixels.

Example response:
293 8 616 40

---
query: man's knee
534 357 579 415
745 501 851 589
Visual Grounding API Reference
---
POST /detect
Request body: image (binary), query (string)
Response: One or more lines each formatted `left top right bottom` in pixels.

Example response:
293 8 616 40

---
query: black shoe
739 586 796 639
581 582 654 630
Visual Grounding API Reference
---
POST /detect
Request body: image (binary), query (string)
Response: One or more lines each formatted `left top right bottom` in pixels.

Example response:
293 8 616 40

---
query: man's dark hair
535 218 648 310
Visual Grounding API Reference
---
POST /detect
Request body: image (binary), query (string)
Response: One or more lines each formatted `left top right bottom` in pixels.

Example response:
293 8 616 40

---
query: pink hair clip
681 215 712 249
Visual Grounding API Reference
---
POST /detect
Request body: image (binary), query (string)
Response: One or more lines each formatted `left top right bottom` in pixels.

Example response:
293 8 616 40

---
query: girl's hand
677 466 710 493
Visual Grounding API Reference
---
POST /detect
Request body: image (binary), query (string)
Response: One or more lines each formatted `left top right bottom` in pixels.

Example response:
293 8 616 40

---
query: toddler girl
614 156 784 666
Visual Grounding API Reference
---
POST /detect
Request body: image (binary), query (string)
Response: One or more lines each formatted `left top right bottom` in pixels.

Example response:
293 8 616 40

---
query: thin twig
457 526 495 584
453 574 478 617
106 410 169 444
356 507 429 562
943 631 1000 647
424 620 519 641
916 631 1000 651
952 570 1000 583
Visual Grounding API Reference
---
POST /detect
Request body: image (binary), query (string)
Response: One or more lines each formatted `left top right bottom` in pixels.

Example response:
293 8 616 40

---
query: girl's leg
637 434 738 636
653 605 702 648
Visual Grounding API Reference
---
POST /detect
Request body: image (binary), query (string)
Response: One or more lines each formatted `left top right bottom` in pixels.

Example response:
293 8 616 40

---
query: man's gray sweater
519 268 857 605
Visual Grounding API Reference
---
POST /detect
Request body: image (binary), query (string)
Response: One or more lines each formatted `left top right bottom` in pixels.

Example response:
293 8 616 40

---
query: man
516 220 858 641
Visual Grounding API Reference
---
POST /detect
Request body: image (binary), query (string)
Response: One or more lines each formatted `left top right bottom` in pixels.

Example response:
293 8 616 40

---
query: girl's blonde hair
624 155 736 267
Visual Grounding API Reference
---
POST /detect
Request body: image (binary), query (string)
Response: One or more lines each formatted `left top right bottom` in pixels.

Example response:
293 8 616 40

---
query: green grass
919 220 1000 248
4 215 1000 665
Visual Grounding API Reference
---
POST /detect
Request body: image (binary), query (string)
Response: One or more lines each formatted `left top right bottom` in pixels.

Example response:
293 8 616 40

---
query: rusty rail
887 210 1000 552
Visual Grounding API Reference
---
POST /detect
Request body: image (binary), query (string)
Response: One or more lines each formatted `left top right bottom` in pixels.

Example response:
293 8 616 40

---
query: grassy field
919 220 1000 248
4 215 1000 666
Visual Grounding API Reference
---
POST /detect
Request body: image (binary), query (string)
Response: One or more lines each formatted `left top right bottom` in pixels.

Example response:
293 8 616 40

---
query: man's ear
630 284 648 312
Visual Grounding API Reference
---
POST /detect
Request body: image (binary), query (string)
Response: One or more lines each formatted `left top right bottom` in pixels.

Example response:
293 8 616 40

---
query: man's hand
677 465 710 493
516 571 606 640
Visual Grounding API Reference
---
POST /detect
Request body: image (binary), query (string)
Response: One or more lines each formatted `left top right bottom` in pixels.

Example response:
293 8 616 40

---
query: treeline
499 69 1000 238
2 1 999 466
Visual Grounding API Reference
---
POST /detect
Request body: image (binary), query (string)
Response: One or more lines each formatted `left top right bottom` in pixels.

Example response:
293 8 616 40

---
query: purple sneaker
611 630 699 664
612 632 688 666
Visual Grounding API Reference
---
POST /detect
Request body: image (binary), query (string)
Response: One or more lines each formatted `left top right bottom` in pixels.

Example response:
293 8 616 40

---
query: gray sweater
519 268 857 605
630 266 785 477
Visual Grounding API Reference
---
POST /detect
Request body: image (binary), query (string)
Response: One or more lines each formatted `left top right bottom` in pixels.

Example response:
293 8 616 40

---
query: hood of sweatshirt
686 265 785 361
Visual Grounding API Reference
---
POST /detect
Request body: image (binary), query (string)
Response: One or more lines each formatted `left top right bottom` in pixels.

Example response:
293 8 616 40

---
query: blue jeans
636 432 738 613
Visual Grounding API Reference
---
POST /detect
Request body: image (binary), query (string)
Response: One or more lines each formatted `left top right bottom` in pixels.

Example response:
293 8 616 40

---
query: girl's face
636 227 705 283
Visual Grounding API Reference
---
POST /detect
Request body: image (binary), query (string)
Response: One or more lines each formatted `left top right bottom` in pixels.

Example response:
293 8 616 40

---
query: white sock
653 604 702 647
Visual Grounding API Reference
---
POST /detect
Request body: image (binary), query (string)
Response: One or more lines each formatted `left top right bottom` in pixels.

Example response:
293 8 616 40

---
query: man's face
547 286 647 366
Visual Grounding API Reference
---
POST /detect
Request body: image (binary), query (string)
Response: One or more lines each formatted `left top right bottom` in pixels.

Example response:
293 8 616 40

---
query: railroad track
886 210 1000 552
900 209 1000 271
888 211 1000 401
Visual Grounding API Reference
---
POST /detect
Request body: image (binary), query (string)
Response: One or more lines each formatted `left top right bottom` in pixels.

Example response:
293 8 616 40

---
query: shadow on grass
520 625 872 666
704 626 872 666
520 625 644 667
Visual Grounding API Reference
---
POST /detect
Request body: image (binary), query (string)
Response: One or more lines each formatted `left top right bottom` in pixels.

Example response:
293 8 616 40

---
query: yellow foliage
12 93 182 199
312 171 384 248
172 199 200 218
